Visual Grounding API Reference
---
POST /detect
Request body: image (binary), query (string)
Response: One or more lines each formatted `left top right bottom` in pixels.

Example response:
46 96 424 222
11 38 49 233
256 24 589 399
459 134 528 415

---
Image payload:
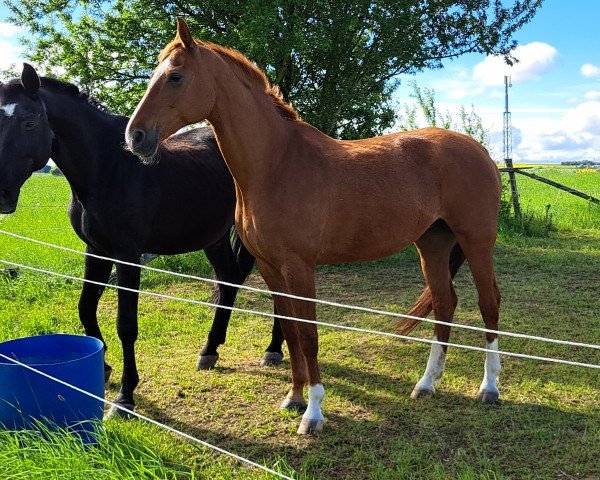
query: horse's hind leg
260 311 285 366
411 224 458 399
456 237 502 403
236 239 285 366
79 248 114 383
198 234 242 369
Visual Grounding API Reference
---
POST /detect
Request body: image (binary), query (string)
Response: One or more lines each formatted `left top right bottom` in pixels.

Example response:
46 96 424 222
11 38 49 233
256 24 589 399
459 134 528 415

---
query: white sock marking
302 384 325 422
479 339 501 393
0 103 17 117
414 337 446 393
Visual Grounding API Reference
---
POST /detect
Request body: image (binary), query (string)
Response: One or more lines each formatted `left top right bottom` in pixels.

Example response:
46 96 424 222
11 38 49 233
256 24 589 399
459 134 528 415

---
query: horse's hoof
297 418 324 435
196 354 218 370
104 365 113 384
260 351 284 366
105 402 135 420
410 387 435 400
280 397 307 414
478 390 501 405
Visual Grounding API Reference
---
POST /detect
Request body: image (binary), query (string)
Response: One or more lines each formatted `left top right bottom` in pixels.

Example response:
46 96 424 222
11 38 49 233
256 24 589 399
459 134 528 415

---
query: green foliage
397 81 490 148
5 0 542 138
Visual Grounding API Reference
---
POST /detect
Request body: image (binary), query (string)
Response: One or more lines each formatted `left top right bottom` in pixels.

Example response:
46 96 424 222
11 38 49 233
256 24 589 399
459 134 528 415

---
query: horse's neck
41 90 122 199
207 75 299 192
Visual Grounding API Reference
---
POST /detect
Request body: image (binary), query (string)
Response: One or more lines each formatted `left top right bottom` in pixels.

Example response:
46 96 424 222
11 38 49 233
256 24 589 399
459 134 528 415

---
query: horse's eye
23 121 37 130
168 72 183 84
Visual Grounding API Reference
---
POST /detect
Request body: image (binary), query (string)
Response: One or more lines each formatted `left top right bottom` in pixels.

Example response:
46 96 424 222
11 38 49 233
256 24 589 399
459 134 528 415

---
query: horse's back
291 126 501 263
339 127 501 204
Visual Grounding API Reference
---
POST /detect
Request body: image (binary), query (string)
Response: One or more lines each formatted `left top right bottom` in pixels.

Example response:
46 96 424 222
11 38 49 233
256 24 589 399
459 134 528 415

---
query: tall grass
0 422 197 480
498 167 600 236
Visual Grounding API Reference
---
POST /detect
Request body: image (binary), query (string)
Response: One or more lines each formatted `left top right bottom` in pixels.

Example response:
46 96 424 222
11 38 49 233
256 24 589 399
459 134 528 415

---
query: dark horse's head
0 64 53 213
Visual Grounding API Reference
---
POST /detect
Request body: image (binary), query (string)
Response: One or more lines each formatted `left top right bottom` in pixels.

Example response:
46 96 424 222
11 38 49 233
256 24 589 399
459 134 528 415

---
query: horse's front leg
257 259 324 435
106 260 141 418
78 248 113 382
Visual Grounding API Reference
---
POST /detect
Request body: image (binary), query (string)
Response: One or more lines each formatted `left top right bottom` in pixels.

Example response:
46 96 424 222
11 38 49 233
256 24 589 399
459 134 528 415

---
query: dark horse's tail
208 228 255 304
395 243 466 335
231 228 256 283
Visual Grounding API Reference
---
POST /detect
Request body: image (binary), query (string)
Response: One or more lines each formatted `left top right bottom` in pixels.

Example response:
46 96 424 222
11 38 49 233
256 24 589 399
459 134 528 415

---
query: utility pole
503 75 521 218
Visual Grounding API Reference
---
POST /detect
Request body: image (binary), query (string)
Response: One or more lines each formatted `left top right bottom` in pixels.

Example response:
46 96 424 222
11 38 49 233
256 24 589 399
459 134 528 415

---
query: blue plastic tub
0 334 105 443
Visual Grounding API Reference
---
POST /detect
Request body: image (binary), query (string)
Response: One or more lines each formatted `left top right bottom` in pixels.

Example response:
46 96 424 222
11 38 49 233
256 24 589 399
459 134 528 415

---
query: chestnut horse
126 18 502 434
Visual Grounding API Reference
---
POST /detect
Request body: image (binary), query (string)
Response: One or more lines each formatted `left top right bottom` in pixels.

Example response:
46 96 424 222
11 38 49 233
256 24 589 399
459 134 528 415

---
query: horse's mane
158 39 301 122
9 76 113 113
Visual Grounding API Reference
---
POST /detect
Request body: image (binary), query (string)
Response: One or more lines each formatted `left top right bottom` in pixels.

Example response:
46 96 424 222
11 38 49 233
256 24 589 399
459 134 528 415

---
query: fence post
504 159 522 218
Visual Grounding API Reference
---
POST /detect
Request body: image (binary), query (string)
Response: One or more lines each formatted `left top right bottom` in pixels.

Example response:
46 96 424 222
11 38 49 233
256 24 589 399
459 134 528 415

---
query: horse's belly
315 231 416 264
315 199 436 264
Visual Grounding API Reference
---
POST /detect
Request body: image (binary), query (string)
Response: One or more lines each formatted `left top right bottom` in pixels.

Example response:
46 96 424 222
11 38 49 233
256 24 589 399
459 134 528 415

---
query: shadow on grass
120 355 598 480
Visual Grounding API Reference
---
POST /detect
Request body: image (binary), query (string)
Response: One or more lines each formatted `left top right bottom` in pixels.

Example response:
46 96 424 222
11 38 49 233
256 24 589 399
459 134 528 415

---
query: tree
5 0 543 138
398 81 490 149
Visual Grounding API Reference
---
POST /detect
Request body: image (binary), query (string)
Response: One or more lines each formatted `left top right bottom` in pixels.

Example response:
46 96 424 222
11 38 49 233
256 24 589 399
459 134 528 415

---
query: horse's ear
21 63 40 97
175 17 195 49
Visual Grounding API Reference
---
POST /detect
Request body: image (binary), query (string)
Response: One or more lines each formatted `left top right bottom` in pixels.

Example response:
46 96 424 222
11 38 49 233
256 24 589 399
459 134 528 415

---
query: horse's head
0 64 53 213
126 18 217 161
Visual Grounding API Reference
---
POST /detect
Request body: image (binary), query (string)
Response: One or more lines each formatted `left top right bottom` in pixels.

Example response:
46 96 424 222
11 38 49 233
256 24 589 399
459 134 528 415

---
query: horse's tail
395 242 466 335
231 227 256 283
209 228 255 305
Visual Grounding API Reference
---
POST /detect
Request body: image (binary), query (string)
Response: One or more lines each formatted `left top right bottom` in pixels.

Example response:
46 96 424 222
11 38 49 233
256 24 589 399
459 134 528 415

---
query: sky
394 1 600 163
1 2 600 164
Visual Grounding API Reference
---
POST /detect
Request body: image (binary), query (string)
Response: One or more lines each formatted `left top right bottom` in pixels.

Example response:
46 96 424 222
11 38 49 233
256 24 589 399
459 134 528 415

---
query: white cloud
0 23 23 38
581 63 600 78
585 90 600 100
561 101 600 135
508 101 600 163
0 38 24 73
429 42 559 101
473 42 559 87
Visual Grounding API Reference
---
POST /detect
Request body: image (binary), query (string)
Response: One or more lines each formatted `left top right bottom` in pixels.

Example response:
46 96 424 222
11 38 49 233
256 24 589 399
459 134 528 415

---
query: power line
0 228 598 351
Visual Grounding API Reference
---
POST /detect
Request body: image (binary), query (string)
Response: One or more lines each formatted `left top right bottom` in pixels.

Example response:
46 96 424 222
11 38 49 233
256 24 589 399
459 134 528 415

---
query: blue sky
395 1 600 163
2 2 600 163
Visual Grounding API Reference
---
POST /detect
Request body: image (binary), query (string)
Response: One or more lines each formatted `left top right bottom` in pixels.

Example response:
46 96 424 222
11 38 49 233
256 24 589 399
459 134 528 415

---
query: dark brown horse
126 18 502 434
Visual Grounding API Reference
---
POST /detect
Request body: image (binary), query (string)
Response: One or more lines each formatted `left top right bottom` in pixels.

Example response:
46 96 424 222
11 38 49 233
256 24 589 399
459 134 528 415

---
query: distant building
560 160 599 166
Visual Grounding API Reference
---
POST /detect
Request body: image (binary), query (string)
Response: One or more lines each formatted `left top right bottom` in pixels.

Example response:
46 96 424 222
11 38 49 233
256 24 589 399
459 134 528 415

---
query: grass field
0 169 598 479
506 166 600 231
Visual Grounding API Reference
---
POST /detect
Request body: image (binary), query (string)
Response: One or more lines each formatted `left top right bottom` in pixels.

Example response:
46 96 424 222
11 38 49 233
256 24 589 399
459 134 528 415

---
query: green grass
504 166 600 232
0 171 598 479
0 422 196 480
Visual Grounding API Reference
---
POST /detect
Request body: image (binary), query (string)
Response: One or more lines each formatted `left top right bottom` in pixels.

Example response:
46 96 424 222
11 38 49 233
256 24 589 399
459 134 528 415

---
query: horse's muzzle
126 128 159 160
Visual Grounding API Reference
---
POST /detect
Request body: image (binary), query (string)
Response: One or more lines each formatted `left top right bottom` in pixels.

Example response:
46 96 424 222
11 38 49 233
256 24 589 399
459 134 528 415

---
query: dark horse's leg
197 234 243 369
78 247 113 383
106 259 141 417
260 306 285 366
236 236 285 366
197 233 285 369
